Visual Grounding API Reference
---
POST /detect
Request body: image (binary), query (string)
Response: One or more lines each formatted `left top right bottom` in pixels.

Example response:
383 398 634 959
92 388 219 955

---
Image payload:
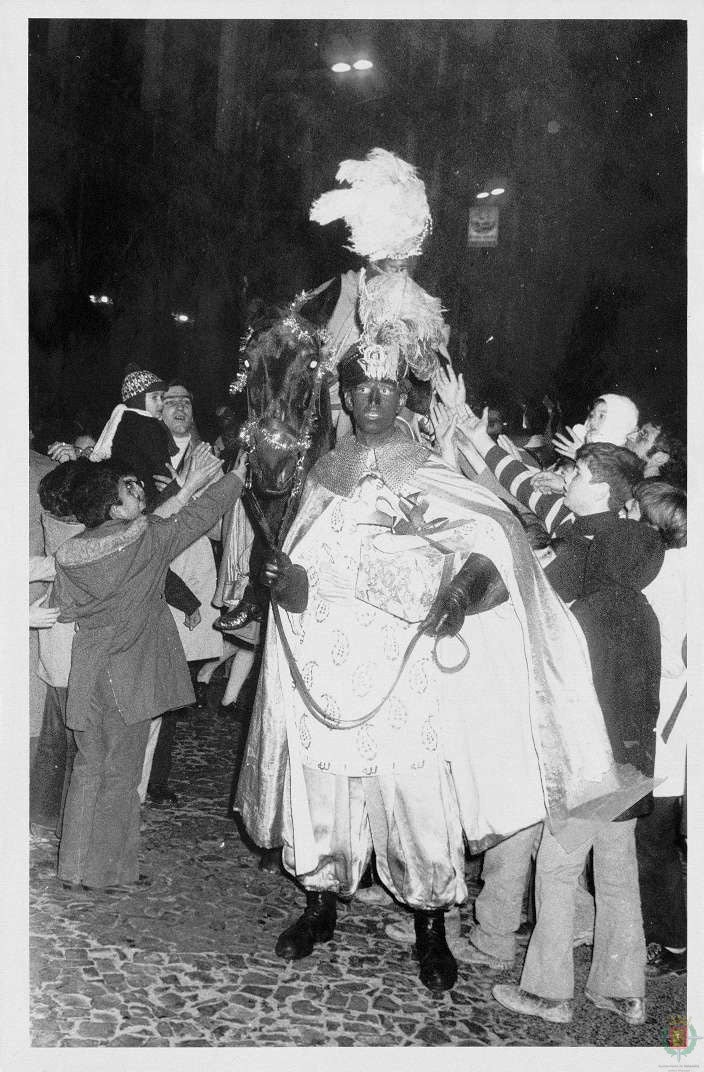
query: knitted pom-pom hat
121 364 166 404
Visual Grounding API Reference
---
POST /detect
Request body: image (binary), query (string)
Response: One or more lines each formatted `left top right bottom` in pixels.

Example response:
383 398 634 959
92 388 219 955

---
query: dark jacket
546 513 665 819
111 409 177 499
55 473 243 729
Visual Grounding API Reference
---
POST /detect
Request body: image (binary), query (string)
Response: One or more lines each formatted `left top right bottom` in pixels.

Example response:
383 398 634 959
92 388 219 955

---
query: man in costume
217 147 450 632
235 334 650 994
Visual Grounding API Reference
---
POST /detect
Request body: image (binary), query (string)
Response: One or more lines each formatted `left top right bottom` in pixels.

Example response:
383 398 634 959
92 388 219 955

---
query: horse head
232 303 334 504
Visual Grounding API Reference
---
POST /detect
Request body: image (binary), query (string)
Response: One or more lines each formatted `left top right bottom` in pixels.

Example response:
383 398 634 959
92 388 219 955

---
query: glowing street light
331 61 351 73
490 187 505 196
89 293 114 305
476 191 490 199
352 59 373 71
171 312 194 324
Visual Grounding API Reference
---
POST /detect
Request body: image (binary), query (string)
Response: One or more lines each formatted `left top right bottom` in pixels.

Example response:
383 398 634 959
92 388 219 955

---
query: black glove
261 550 309 613
421 552 508 638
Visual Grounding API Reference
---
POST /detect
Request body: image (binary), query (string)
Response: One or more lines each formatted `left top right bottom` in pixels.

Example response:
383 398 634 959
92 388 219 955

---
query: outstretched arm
456 407 572 538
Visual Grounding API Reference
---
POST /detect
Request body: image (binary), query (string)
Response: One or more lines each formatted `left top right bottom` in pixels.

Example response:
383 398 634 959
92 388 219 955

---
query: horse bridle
239 417 310 499
240 357 328 544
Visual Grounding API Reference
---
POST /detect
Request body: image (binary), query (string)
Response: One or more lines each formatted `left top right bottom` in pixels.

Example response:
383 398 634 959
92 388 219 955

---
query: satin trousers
281 762 467 910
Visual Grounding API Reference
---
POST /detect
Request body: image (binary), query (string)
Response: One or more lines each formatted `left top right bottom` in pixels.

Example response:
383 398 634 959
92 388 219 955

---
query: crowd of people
28 148 687 1032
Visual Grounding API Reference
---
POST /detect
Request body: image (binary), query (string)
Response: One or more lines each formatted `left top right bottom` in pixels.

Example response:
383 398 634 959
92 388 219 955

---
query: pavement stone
30 692 687 1048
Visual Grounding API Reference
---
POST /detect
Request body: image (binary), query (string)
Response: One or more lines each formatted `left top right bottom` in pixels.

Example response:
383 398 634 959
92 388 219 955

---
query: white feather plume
310 148 432 261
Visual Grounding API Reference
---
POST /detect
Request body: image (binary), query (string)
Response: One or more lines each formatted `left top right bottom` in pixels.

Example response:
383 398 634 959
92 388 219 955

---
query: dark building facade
29 19 686 437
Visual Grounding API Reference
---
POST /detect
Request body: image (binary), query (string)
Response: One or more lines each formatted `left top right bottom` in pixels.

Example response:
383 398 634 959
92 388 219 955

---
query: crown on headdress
357 341 402 382
357 269 446 382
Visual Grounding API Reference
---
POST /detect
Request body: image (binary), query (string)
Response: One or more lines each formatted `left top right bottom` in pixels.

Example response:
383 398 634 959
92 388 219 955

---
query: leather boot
414 909 458 993
214 593 263 633
275 890 337 959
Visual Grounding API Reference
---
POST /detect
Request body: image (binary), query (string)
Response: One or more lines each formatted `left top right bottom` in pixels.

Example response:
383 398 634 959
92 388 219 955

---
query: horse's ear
298 277 342 329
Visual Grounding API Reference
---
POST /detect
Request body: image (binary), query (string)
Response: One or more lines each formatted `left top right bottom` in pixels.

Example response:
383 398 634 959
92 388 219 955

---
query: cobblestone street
29 686 686 1051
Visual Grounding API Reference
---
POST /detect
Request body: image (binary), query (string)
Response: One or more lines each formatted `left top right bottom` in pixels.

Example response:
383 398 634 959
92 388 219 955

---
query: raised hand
429 400 458 468
47 442 79 464
182 443 222 494
456 403 489 441
434 365 466 414
552 426 584 460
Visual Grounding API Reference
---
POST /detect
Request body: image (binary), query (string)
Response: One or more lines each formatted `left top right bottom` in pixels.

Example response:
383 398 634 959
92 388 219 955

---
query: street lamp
323 31 373 74
331 57 373 73
475 179 508 200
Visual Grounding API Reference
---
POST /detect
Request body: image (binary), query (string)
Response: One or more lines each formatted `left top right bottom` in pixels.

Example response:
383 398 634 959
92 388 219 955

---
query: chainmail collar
311 429 430 498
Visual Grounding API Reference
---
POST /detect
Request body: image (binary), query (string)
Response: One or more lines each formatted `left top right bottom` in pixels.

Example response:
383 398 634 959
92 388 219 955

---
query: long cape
236 441 651 857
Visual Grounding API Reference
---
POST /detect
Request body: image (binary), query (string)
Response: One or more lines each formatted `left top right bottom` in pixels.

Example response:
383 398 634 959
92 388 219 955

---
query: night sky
27 17 687 443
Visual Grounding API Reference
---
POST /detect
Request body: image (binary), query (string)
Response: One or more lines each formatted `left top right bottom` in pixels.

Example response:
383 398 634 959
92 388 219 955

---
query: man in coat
54 449 246 891
143 380 225 806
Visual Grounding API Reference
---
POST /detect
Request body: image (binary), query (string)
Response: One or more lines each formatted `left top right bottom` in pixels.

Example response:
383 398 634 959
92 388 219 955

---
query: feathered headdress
357 269 446 381
309 148 432 262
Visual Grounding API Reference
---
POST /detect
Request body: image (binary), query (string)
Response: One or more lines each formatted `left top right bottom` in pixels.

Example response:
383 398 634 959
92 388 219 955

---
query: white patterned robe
237 438 652 878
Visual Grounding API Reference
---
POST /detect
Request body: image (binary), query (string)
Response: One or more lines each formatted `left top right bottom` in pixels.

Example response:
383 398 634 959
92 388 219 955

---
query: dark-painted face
344 379 404 437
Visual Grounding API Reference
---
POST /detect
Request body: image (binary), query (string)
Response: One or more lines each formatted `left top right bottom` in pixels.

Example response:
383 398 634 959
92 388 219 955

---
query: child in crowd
86 365 178 499
491 441 664 1026
54 447 247 891
459 402 664 1026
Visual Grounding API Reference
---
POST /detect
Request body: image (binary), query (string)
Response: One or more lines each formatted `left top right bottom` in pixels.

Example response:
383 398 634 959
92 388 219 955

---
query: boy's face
110 475 146 521
625 422 661 460
564 458 610 516
144 391 164 418
583 399 608 442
